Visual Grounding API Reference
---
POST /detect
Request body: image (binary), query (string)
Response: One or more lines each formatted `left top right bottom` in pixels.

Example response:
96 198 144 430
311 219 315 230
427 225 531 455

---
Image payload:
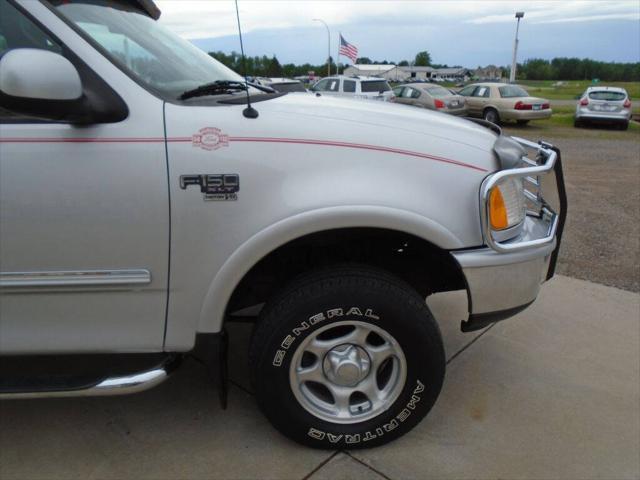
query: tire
516 120 529 126
619 121 629 131
574 118 582 128
249 266 445 449
483 108 500 124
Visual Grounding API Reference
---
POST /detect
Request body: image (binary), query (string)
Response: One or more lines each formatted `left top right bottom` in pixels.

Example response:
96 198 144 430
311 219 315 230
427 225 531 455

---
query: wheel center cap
323 344 371 387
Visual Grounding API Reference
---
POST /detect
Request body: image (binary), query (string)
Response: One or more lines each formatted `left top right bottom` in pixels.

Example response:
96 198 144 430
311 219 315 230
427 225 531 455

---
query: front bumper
453 138 567 331
453 230 555 332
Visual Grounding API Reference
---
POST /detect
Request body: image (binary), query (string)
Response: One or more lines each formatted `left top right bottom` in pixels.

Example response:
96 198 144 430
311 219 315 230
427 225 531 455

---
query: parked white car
310 75 394 101
574 86 632 130
0 0 566 450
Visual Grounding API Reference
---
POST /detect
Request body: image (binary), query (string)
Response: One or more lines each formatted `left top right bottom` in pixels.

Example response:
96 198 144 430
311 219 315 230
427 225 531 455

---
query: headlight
488 178 526 230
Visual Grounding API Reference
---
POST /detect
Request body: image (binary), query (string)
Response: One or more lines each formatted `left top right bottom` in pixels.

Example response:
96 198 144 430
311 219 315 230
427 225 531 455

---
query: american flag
339 34 358 63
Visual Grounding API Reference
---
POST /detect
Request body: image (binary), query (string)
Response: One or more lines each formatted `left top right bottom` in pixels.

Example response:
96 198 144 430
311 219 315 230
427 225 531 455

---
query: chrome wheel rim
289 320 407 424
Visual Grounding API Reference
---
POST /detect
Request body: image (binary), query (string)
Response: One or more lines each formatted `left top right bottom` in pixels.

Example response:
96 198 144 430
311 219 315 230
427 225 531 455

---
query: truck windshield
50 0 246 100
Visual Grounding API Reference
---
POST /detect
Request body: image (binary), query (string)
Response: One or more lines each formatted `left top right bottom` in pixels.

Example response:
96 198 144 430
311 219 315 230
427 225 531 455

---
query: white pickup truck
0 0 566 448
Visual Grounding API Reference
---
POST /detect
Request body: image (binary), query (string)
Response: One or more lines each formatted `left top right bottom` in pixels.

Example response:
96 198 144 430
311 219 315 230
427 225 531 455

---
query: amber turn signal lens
489 187 508 230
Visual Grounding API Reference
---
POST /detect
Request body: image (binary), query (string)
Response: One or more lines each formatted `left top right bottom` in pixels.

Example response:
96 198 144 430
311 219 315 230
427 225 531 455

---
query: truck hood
257 92 499 155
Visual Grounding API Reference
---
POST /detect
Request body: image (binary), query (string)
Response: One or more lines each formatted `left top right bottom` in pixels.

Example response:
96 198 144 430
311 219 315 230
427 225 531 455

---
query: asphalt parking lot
1 275 638 480
501 126 640 292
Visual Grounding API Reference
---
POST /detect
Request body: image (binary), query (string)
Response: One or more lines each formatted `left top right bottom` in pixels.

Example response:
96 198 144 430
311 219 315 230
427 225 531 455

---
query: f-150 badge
192 127 229 151
180 174 239 201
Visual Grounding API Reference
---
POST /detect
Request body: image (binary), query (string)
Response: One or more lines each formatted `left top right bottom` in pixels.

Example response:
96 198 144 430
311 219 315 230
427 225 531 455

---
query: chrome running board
0 365 171 400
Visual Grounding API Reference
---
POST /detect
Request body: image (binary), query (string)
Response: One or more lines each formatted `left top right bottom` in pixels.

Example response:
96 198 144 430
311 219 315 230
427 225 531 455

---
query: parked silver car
574 86 632 130
392 83 467 116
0 0 566 449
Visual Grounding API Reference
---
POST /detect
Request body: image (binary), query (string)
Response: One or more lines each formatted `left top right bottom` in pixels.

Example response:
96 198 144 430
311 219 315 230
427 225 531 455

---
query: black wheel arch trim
460 300 534 332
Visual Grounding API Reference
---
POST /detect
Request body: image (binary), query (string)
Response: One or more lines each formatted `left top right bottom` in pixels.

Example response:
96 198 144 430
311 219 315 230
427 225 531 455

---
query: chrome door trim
0 269 151 288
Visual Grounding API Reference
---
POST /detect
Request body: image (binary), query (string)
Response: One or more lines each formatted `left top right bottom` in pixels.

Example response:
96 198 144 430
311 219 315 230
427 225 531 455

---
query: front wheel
249 266 445 449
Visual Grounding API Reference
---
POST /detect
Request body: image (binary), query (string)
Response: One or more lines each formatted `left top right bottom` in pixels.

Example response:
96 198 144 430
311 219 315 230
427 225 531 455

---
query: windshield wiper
179 80 278 100
247 82 276 93
179 80 248 100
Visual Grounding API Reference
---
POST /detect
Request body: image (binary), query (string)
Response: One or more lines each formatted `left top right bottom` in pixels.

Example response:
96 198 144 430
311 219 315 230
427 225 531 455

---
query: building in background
430 67 470 82
342 64 402 80
398 66 434 80
473 65 504 81
342 64 480 83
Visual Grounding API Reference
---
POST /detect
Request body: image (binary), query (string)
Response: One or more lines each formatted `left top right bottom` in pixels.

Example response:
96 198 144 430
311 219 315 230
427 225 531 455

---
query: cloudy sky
156 1 640 67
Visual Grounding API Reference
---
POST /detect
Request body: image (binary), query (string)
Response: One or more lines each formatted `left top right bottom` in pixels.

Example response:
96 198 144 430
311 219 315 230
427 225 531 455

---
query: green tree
266 55 283 77
414 51 432 67
398 60 409 67
521 58 553 80
356 57 372 64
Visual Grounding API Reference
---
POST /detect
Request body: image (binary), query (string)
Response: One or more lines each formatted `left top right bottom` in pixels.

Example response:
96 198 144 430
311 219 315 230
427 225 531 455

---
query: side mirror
0 48 92 123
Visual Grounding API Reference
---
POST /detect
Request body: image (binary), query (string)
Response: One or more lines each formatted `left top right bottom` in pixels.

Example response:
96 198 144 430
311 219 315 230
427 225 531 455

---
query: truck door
0 0 169 353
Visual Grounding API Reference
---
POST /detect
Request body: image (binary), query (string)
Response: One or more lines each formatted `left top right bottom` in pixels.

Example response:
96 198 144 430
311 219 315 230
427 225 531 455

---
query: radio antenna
234 0 258 119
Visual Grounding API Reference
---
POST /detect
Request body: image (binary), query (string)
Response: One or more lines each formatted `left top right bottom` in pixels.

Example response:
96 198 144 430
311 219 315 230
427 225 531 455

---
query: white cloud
467 0 639 24
536 13 640 24
156 0 640 39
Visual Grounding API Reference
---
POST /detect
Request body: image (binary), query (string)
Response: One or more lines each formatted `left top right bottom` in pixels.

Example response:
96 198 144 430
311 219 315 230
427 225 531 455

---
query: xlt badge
180 174 239 201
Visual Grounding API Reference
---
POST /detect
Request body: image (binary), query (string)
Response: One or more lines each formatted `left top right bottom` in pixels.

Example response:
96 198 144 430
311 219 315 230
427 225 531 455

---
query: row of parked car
259 75 633 130
307 75 555 126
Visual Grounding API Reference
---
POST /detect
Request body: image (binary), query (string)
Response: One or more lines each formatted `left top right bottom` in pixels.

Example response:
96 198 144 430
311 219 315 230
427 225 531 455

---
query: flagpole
337 32 341 75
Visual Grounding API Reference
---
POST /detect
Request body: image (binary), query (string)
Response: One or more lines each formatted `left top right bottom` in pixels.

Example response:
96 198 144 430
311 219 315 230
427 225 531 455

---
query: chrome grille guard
480 136 568 274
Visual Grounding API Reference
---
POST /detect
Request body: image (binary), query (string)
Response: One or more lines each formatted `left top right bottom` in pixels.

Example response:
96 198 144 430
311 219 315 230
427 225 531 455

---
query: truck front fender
196 205 463 335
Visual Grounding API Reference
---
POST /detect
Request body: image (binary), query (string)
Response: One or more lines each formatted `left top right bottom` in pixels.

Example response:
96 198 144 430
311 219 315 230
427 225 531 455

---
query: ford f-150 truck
0 0 566 448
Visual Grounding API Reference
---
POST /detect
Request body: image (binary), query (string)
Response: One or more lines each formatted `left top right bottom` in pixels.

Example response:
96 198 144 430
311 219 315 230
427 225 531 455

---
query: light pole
509 11 524 83
313 18 331 77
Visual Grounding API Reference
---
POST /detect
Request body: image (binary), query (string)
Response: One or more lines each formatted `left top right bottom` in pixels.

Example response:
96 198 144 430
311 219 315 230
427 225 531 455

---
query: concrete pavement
1 275 638 480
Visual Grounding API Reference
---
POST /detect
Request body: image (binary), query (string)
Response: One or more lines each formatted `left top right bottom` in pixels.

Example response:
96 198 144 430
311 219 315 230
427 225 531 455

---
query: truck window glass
343 80 356 93
361 81 391 93
0 0 61 55
313 79 329 91
49 0 243 100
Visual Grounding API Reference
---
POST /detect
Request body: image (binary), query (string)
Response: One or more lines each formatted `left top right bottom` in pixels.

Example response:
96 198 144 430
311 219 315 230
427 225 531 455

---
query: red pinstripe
0 135 487 172
228 136 487 172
